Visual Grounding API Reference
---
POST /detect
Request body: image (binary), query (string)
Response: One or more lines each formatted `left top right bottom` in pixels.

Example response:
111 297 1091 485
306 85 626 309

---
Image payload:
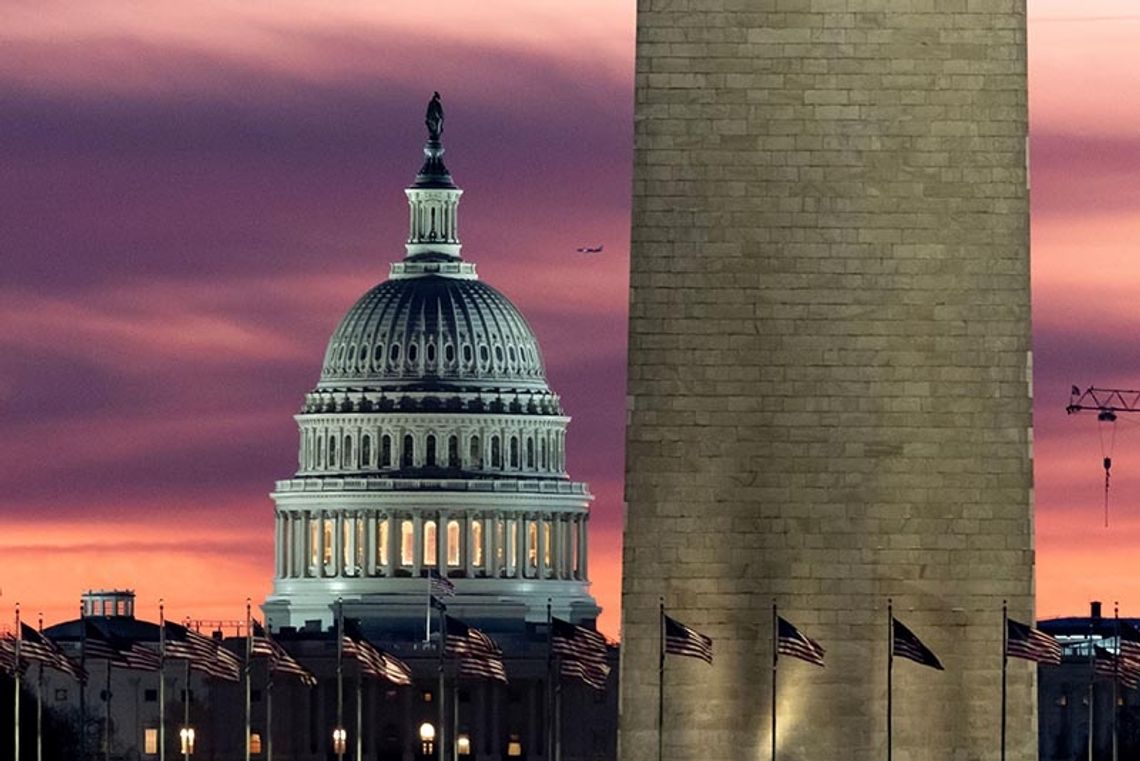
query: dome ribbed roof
317 275 549 392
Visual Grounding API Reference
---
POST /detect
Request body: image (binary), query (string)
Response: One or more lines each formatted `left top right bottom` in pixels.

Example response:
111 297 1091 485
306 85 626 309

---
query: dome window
344 435 353 468
494 346 504 364
509 437 519 469
426 343 436 364
358 345 368 362
362 435 372 467
402 434 414 468
470 436 482 469
374 345 384 363
491 436 502 469
426 435 437 467
448 436 460 468
540 438 548 469
408 343 419 363
526 437 535 469
445 345 455 364
508 346 516 364
381 435 392 467
390 344 401 364
328 436 337 467
463 345 473 364
336 345 345 365
479 345 489 364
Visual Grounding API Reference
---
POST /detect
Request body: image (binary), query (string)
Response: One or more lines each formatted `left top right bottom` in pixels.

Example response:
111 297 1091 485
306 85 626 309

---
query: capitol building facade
264 102 599 632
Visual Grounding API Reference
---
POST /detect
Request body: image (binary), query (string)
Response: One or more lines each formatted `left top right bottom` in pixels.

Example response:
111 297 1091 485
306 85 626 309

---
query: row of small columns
275 510 588 582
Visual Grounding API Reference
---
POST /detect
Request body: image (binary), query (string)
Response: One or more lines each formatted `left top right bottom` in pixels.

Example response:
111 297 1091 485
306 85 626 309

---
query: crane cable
1098 410 1117 527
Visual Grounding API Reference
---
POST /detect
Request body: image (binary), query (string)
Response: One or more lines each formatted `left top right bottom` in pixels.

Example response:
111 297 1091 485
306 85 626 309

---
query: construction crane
1066 386 1140 526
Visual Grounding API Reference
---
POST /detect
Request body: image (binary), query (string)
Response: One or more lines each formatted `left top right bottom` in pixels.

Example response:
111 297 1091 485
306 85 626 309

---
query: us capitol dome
264 96 600 632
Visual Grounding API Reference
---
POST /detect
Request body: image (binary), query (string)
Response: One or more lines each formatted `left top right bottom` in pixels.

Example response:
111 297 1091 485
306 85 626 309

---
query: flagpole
426 573 432 643
265 664 274 761
771 601 778 761
356 671 363 761
15 603 21 761
183 659 190 761
104 655 112 761
1113 602 1119 761
336 598 344 761
36 613 43 761
438 611 446 761
159 601 166 761
1088 613 1095 761
546 598 553 761
1001 600 1007 761
79 601 87 761
887 598 893 761
245 599 252 761
657 597 665 761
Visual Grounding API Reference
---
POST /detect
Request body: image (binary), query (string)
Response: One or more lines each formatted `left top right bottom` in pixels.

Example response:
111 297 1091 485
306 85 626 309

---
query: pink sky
0 1 1136 638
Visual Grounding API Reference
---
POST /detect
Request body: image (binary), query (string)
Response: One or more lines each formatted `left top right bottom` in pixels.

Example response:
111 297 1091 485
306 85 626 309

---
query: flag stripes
777 617 826 667
445 616 508 683
250 622 317 686
1095 646 1140 689
551 617 610 690
429 569 456 597
1005 619 1061 665
663 614 713 664
891 618 944 670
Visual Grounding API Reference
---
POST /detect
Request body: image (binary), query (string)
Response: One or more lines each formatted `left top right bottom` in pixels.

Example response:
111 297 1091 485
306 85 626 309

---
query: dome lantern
402 92 464 264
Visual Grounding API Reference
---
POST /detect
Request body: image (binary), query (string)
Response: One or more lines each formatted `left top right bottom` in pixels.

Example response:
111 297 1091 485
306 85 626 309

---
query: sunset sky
1 0 1139 639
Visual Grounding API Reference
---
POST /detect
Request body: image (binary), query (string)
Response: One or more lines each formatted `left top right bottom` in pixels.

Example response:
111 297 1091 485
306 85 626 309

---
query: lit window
309 520 320 569
471 521 484 567
323 520 334 566
457 734 471 755
250 733 262 754
527 522 538 571
507 520 518 573
343 518 353 572
543 520 552 568
424 521 438 566
355 519 365 571
507 737 523 757
447 520 461 567
496 521 506 574
144 728 158 754
400 521 414 566
378 520 390 567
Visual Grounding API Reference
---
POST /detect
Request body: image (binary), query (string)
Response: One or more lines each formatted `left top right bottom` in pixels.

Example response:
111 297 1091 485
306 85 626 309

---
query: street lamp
332 727 347 757
179 727 195 757
419 722 436 756
457 734 471 756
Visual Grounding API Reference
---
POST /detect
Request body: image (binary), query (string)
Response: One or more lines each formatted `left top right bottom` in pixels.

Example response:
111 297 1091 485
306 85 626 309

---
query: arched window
361 435 372 467
426 435 437 467
496 520 506 575
377 520 390 568
402 434 414 468
355 518 365 573
447 520 461 567
470 436 481 468
509 437 519 469
526 437 534 469
309 520 320 570
448 436 460 468
344 435 353 468
400 520 414 566
471 520 484 568
328 435 337 467
317 435 325 469
540 437 547 469
424 521 438 567
543 520 552 570
343 518 354 573
381 435 392 467
323 519 334 567
491 436 502 469
506 520 517 575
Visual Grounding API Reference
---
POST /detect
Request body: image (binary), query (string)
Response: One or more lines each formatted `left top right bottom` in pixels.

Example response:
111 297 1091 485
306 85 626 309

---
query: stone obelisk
620 2 1033 760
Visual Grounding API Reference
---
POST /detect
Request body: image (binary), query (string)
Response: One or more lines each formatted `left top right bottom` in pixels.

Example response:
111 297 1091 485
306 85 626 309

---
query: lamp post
179 727 195 758
420 722 436 757
332 727 347 757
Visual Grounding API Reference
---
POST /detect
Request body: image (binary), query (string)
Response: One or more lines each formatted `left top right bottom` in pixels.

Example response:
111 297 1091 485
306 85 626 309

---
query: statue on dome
425 92 444 140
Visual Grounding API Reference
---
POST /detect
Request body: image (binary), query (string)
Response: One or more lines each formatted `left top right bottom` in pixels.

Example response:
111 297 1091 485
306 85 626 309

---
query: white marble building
264 105 600 632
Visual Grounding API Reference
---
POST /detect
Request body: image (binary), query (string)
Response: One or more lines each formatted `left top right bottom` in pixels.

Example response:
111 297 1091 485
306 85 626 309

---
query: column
485 514 495 578
536 514 547 580
413 514 424 576
465 515 476 578
365 513 377 576
334 511 344 577
437 511 448 577
516 516 528 579
315 511 326 578
578 515 588 580
296 513 306 578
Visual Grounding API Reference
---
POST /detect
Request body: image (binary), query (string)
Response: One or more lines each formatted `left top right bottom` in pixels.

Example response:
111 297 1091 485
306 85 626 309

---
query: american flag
21 623 83 679
891 618 944 670
429 569 456 597
250 621 317 686
1095 646 1140 689
163 622 240 682
663 614 713 664
777 617 826 667
1005 619 1061 665
81 621 122 663
1119 622 1140 670
445 616 508 683
342 634 413 686
551 617 610 690
0 636 17 675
